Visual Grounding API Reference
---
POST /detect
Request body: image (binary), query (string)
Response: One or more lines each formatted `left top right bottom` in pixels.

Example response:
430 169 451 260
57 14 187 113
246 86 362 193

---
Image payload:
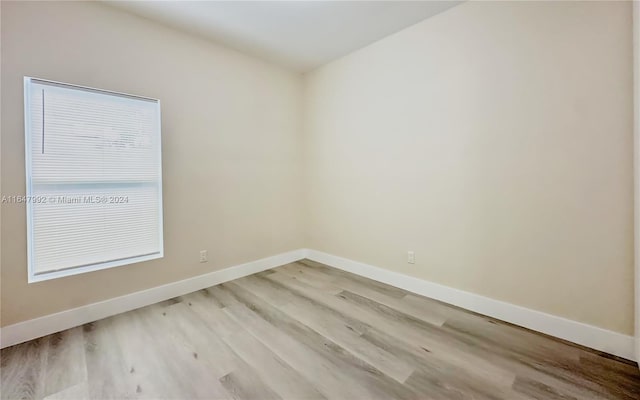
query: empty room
1 0 640 399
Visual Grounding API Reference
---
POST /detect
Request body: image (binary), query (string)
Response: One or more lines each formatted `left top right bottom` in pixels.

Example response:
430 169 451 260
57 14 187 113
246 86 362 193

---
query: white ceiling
106 1 463 72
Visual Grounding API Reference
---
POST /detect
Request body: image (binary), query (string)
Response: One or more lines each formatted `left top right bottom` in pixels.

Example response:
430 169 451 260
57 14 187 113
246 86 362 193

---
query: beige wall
633 0 639 355
0 1 304 326
304 1 634 335
1 1 635 337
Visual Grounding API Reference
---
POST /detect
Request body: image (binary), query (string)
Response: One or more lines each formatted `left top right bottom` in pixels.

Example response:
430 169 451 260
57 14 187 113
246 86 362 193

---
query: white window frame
24 77 164 283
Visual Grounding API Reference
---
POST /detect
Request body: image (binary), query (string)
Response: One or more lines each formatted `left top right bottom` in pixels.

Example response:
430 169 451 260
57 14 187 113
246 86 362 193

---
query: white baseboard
306 249 637 362
2 247 635 362
0 249 306 349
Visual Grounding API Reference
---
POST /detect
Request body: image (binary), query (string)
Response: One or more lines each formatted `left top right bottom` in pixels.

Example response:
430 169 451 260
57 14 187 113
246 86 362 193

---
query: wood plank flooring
2 259 639 399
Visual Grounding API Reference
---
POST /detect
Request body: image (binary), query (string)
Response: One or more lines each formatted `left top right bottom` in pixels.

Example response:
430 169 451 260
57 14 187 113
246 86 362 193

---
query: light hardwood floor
2 259 639 400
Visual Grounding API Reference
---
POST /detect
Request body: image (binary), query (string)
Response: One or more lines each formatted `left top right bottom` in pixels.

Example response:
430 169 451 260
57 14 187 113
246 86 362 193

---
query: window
24 77 164 282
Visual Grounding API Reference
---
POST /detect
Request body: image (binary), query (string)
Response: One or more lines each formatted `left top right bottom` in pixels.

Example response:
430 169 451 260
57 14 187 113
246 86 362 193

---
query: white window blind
24 77 163 282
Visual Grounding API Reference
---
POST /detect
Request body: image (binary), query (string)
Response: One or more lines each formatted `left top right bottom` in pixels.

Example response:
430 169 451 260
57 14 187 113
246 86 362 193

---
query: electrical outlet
407 251 415 264
199 250 208 263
